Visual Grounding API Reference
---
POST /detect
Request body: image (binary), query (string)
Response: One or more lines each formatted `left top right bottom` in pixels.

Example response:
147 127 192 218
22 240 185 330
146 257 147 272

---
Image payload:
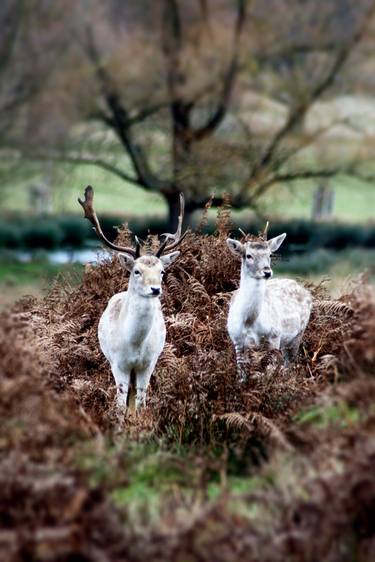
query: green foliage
22 221 64 250
0 222 20 249
276 249 336 275
198 216 375 252
0 212 374 251
294 401 361 429
56 216 91 246
0 256 83 287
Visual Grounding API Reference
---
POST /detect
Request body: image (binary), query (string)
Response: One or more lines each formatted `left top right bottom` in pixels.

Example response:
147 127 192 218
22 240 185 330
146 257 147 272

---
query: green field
1 161 374 222
0 260 83 308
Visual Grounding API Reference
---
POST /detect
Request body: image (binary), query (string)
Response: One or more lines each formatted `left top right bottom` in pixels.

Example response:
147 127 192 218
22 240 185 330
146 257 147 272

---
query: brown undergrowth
0 213 374 561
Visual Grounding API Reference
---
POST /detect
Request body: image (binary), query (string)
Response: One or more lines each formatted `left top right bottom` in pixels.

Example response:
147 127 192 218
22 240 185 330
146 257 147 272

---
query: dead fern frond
215 412 292 451
196 195 214 233
216 193 233 238
314 300 354 317
214 412 253 432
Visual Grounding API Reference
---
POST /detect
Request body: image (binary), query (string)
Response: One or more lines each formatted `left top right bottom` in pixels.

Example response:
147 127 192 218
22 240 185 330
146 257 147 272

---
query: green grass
74 437 268 523
1 160 374 222
1 162 166 217
294 401 361 429
0 259 83 287
0 258 83 308
259 176 375 222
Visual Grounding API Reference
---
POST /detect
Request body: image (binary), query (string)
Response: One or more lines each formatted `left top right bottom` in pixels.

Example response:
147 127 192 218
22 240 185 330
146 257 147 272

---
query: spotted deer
226 226 312 380
78 186 186 409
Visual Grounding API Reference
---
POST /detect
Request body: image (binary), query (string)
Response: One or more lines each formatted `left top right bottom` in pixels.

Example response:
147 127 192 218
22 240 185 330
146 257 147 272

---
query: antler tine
155 193 188 257
78 186 137 257
134 236 143 259
263 221 269 240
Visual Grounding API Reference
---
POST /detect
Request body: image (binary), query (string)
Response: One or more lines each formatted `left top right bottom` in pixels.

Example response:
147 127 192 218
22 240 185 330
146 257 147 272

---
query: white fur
98 253 179 409
227 235 312 379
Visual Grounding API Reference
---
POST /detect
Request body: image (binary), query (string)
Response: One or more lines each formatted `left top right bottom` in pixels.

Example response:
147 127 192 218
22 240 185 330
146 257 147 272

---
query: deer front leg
234 343 247 382
135 367 153 410
111 364 130 409
268 334 281 351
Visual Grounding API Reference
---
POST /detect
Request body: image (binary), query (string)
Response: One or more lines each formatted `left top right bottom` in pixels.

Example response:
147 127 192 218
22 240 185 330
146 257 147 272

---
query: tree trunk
312 183 335 221
165 191 194 231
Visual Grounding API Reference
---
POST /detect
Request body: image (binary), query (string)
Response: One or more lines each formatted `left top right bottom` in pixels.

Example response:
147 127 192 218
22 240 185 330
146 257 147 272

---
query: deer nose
151 287 161 296
264 270 272 279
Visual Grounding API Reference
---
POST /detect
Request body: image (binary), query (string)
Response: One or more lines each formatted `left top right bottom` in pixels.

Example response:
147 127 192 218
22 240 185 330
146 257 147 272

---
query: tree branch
83 28 168 193
251 1 375 177
192 0 249 141
251 164 375 201
0 0 26 75
128 101 170 125
162 0 192 132
17 151 142 186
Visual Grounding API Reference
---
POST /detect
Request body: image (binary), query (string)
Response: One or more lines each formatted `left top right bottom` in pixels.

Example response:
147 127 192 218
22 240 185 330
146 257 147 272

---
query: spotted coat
226 234 312 379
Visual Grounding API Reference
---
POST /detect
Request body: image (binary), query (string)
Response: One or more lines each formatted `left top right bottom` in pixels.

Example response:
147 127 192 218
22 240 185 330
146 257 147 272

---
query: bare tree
6 0 375 226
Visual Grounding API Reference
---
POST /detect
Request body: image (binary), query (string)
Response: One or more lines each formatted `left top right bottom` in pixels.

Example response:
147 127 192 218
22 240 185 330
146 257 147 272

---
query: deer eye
134 270 141 276
246 254 253 260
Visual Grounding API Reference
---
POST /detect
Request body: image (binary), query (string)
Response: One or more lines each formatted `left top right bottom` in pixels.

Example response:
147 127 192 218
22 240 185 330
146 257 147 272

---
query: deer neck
120 284 159 345
237 269 266 324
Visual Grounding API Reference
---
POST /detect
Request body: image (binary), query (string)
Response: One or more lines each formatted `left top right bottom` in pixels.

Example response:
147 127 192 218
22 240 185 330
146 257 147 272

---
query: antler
155 193 188 257
263 221 269 240
78 186 140 257
238 222 270 241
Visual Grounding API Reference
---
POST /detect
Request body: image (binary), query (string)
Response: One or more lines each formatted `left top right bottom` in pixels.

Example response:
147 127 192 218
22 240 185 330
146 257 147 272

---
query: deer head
226 224 286 280
78 186 186 297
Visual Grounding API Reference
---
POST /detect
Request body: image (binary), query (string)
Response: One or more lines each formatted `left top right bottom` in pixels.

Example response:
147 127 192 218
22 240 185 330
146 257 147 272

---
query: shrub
310 222 367 250
0 221 21 249
362 225 375 248
276 249 335 275
0 219 374 562
0 211 374 252
21 221 64 250
57 216 91 247
267 219 312 246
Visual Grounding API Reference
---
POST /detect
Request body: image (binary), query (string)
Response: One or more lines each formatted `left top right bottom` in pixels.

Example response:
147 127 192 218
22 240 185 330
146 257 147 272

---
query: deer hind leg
283 332 303 365
111 365 130 409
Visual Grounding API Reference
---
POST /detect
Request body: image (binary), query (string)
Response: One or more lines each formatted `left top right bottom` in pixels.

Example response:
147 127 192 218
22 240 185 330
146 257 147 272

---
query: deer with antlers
78 186 186 410
226 224 312 380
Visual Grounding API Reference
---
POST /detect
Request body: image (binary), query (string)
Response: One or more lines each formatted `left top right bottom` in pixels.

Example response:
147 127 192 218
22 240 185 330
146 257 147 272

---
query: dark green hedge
230 218 375 252
0 214 374 251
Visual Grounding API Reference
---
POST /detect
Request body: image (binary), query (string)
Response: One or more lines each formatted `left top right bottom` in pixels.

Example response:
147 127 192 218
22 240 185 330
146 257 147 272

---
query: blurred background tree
1 0 375 306
1 0 375 227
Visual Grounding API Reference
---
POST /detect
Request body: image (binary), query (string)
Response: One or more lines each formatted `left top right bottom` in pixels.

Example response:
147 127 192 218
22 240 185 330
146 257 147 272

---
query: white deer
78 186 186 409
226 226 312 380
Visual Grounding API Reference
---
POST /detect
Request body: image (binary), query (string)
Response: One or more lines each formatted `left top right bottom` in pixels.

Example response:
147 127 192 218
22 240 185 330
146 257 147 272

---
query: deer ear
226 238 244 257
268 233 286 253
160 251 180 268
118 253 135 272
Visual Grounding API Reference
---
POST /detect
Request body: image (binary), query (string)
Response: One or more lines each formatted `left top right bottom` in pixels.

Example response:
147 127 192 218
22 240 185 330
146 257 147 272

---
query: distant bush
57 216 91 247
192 214 375 251
276 249 335 275
362 227 375 248
0 222 21 249
309 222 367 250
267 219 312 246
0 212 374 251
22 221 64 250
